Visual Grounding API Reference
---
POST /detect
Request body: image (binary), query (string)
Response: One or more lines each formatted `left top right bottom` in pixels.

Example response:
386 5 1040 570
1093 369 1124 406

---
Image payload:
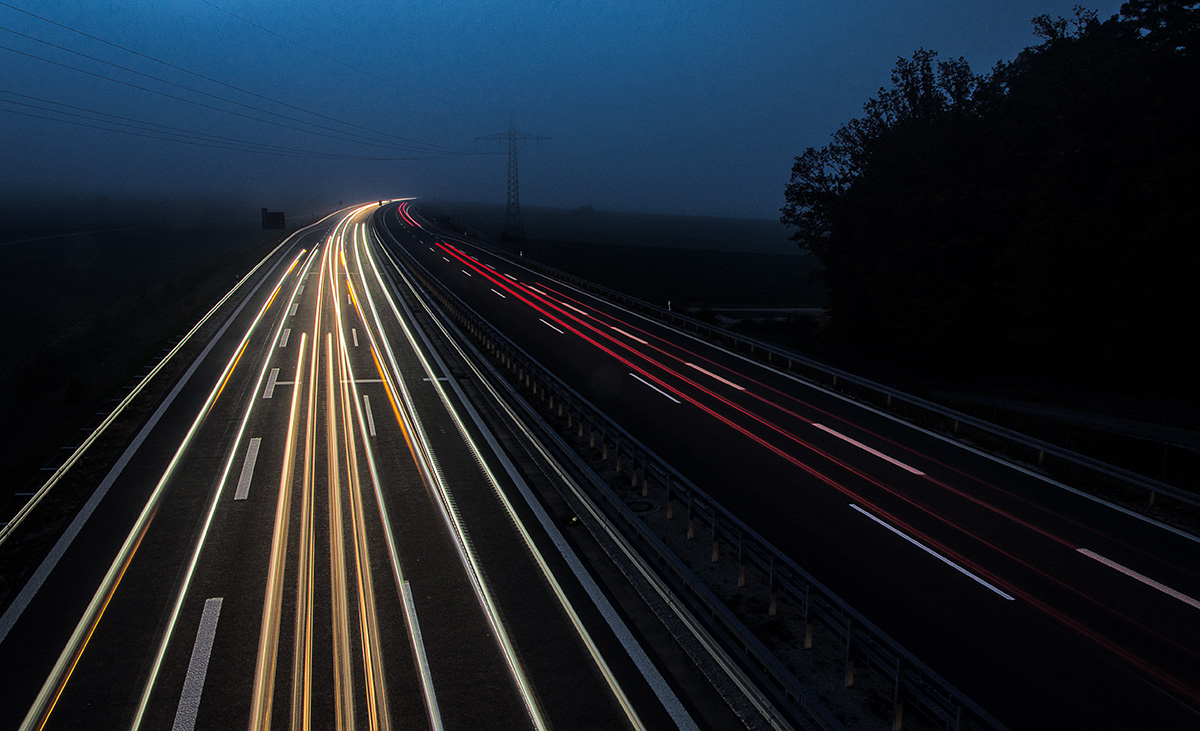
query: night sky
2 0 1125 218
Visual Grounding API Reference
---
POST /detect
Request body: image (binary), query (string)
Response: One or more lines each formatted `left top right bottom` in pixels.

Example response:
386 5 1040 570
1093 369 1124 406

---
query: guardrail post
631 452 639 487
666 475 674 519
602 427 609 460
615 437 622 473
845 617 856 687
893 656 905 731
768 557 777 616
737 532 746 587
803 584 814 649
687 493 695 539
711 513 720 562
640 455 649 497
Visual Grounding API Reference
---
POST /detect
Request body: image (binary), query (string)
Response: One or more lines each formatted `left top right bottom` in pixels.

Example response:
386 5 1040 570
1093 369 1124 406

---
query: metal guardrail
374 217 1008 731
483 248 1200 514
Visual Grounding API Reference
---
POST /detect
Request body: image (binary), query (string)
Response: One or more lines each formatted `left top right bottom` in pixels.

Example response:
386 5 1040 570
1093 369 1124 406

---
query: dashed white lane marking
540 319 564 334
279 328 291 348
461 269 471 277
297 285 304 295
401 581 443 729
262 368 280 399
171 597 223 731
814 423 925 475
352 328 359 347
609 325 648 344
363 395 376 437
630 373 681 404
1078 548 1200 611
685 362 745 391
504 273 518 281
491 289 507 298
288 303 299 317
234 438 262 501
850 504 1014 600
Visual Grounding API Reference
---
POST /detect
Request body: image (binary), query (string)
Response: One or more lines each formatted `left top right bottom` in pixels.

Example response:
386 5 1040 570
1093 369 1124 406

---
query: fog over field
1 1 1122 218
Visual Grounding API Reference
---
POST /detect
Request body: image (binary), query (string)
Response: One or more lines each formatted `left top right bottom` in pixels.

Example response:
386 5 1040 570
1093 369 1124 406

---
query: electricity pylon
477 115 549 242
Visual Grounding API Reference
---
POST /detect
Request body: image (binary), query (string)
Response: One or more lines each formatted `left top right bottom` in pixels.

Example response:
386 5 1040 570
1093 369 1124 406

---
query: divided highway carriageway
0 202 740 731
376 200 1200 730
2 198 1198 731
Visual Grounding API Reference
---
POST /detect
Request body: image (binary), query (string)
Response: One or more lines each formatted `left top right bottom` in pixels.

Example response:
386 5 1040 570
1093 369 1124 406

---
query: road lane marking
442 256 450 262
609 325 648 344
263 368 280 399
352 328 359 347
491 288 507 298
504 273 518 281
815 423 925 475
171 597 223 731
297 285 304 295
850 504 1014 600
401 581 443 730
630 373 681 404
288 303 298 317
363 395 376 437
539 319 564 334
279 328 291 348
562 302 589 317
1078 548 1200 611
461 269 471 277
234 438 262 500
685 362 745 391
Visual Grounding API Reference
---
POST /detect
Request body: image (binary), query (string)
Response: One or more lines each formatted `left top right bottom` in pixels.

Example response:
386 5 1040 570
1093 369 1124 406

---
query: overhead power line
0 89 433 160
0 1 478 156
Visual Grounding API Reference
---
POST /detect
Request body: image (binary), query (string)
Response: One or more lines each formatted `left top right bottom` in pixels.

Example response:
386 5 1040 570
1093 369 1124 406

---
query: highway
377 201 1200 730
0 204 741 730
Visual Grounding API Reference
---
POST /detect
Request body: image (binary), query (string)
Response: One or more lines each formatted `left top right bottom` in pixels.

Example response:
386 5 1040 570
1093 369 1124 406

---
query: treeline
781 2 1199 396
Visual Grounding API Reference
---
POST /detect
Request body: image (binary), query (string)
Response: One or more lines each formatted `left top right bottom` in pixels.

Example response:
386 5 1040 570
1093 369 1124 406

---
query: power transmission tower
477 115 549 242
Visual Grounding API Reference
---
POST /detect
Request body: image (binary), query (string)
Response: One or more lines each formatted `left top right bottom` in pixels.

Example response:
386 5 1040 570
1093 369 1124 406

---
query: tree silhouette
782 7 1199 394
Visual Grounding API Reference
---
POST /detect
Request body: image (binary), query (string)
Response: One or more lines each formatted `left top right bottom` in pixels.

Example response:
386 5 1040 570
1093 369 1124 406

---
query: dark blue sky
2 1 1124 218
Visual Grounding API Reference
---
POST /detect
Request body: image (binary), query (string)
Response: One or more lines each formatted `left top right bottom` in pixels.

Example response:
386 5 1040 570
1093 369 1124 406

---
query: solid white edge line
487 251 1200 547
539 318 564 334
401 581 444 731
0 241 294 646
814 423 925 475
1077 548 1200 611
629 373 681 404
684 362 745 391
849 504 1015 601
233 438 262 501
365 232 688 730
171 597 223 731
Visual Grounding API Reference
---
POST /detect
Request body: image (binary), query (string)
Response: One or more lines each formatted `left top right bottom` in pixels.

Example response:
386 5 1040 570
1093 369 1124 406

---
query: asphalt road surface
0 204 735 731
376 200 1200 730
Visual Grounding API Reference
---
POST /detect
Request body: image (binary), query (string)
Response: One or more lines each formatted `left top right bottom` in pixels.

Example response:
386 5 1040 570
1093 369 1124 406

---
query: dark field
420 200 825 308
0 194 295 499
